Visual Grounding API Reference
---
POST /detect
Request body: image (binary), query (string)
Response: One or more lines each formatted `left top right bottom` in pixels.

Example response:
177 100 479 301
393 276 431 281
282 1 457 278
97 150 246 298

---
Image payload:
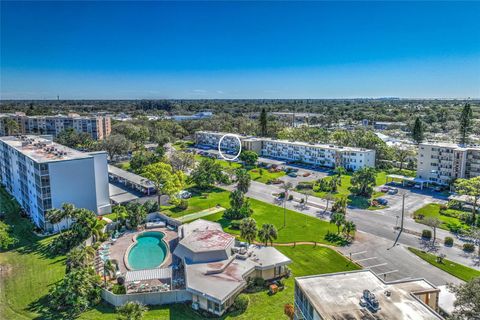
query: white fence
101 288 192 307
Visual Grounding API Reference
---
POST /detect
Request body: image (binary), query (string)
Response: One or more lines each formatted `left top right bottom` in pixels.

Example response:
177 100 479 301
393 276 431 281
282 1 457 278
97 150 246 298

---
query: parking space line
366 263 388 269
350 251 367 256
355 257 377 263
376 270 399 276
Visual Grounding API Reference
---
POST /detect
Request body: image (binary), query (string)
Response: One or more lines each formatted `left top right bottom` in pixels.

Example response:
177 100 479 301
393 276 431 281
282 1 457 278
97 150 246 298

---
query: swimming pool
127 231 168 270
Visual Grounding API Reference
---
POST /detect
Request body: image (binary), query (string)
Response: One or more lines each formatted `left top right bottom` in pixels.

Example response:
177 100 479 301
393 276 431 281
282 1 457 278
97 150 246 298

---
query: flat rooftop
296 270 441 320
420 142 480 151
0 135 92 163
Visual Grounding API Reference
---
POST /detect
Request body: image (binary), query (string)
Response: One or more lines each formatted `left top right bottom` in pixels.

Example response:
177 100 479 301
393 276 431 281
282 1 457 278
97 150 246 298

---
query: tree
223 190 252 220
469 228 480 258
168 150 195 172
342 220 356 239
126 203 147 229
0 221 16 249
48 267 101 316
189 158 227 189
424 217 442 245
350 167 377 197
102 134 131 162
142 162 185 206
45 203 76 232
65 245 95 273
459 103 473 145
56 128 94 149
257 223 278 246
455 177 480 224
447 277 480 320
394 147 414 171
230 189 246 211
236 168 251 193
330 212 346 234
324 193 335 214
116 301 148 320
103 259 117 288
239 150 258 167
259 108 268 137
240 218 258 244
331 196 347 214
4 118 20 135
299 189 314 207
412 117 424 144
129 150 159 173
284 303 295 320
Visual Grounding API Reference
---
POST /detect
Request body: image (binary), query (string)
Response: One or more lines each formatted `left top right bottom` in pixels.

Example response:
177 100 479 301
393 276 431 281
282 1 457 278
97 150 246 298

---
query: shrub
444 237 454 246
112 284 126 294
299 198 305 204
288 194 294 201
439 204 448 212
176 199 188 210
296 182 314 190
230 220 242 230
232 294 249 313
463 243 475 252
421 229 432 239
253 277 266 287
117 276 125 285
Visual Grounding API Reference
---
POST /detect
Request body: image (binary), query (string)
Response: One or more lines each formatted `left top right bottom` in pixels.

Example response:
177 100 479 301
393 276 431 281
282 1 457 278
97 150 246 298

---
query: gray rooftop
108 165 155 189
0 135 93 163
295 270 442 320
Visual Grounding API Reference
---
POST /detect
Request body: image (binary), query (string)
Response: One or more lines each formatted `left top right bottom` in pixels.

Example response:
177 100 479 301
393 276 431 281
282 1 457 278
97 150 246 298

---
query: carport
386 174 429 190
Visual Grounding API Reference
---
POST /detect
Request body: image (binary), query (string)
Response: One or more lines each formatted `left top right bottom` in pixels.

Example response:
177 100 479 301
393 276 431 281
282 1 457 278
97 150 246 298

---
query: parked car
177 190 192 199
414 184 422 189
388 188 398 195
376 198 388 206
288 172 298 177
380 186 390 193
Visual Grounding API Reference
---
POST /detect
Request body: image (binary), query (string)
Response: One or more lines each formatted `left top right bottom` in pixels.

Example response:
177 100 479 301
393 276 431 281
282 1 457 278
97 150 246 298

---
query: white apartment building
417 142 480 185
294 270 442 320
195 131 376 171
0 135 111 231
0 112 111 140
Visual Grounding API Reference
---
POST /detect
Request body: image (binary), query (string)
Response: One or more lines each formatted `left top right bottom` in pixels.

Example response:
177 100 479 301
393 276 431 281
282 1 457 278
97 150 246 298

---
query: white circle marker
218 134 242 161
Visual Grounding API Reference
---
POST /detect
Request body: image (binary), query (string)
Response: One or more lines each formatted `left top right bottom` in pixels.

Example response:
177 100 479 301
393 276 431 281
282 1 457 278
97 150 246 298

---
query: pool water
128 231 167 270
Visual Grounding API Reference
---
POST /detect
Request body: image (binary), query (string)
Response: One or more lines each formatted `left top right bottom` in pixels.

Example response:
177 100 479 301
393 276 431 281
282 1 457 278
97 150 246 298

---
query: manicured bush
230 220 242 230
422 229 432 239
463 243 475 252
444 237 454 246
112 284 126 294
117 276 125 285
233 294 249 312
288 194 294 201
176 199 188 210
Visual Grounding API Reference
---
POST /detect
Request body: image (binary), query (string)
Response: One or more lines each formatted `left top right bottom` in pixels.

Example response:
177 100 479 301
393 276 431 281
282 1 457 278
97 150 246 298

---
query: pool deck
108 227 179 273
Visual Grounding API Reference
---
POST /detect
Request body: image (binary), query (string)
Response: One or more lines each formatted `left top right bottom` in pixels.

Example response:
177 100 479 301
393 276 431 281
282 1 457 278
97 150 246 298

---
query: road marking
350 251 367 256
376 270 399 276
366 263 388 269
355 257 377 262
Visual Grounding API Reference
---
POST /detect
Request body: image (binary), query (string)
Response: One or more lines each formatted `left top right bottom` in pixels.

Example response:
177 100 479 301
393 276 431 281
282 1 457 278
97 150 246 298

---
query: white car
177 190 192 199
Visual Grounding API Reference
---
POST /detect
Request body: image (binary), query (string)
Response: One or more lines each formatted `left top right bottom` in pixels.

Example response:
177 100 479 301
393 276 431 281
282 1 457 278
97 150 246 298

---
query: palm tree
424 217 442 245
334 166 346 185
258 224 278 246
116 301 148 320
103 259 117 288
66 245 95 273
342 220 356 239
61 203 76 229
281 182 293 227
45 208 66 233
324 193 335 214
330 212 345 234
240 217 258 245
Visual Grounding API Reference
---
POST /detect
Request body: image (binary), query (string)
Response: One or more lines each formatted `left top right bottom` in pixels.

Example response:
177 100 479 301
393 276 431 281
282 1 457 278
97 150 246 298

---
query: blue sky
1 1 479 99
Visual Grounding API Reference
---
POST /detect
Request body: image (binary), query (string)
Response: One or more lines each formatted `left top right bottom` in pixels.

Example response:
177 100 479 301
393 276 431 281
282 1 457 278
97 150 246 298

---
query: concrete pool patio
107 227 179 273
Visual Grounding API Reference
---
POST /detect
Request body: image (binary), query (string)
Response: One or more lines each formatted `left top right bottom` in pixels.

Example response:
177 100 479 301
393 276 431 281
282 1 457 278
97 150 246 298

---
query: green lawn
408 248 480 282
414 203 470 232
248 168 286 183
312 172 386 209
165 187 341 244
0 187 66 320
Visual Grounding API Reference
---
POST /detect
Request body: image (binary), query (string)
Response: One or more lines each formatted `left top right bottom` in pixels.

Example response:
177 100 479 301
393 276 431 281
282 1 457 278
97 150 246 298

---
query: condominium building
195 131 376 171
294 270 442 320
0 135 111 231
0 112 111 140
417 142 480 185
